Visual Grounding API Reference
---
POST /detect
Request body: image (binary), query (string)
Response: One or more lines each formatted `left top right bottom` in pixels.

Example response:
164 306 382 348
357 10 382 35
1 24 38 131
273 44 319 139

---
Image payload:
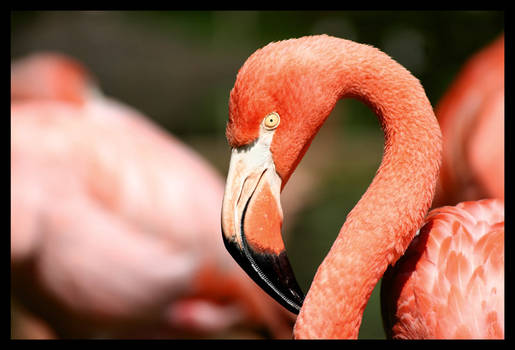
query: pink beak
221 144 304 314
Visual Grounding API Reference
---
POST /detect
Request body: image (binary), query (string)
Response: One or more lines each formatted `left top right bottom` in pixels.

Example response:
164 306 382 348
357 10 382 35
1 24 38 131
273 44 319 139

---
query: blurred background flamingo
11 52 294 339
11 11 504 339
432 35 504 208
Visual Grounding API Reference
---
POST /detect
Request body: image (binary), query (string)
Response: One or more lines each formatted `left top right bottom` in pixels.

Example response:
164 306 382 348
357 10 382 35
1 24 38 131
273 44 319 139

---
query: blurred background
11 10 504 339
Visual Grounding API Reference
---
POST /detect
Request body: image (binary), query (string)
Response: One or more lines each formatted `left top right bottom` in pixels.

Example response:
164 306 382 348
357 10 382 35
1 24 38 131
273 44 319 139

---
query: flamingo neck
293 39 442 339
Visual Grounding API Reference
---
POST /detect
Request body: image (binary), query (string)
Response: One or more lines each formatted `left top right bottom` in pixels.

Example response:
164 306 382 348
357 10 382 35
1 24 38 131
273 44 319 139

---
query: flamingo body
382 199 504 339
11 53 294 338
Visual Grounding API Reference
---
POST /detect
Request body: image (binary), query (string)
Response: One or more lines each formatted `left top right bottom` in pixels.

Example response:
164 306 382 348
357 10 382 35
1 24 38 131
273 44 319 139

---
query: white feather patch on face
221 117 283 247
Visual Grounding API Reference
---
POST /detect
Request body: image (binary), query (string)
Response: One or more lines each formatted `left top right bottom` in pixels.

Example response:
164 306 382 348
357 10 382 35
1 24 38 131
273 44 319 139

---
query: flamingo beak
221 140 304 315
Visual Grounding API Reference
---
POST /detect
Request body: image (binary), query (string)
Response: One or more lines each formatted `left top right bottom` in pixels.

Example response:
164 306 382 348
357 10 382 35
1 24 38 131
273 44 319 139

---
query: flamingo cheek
243 179 285 255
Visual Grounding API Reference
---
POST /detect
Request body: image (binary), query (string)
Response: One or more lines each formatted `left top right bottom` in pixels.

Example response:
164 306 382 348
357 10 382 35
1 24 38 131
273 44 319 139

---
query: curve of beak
221 147 304 314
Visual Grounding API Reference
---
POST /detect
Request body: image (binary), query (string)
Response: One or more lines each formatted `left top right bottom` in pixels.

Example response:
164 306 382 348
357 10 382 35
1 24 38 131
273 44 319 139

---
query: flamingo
219 35 504 339
433 35 504 208
11 52 294 338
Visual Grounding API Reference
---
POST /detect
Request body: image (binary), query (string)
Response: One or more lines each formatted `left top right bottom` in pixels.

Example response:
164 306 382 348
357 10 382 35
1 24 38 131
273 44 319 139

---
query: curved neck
294 39 442 338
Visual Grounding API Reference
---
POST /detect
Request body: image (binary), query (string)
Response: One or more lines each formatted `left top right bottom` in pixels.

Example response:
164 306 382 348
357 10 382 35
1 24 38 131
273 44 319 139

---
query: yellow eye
264 112 280 130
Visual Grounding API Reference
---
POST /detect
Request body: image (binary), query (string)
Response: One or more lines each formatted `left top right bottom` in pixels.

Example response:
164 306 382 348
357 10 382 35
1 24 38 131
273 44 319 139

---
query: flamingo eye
263 112 280 130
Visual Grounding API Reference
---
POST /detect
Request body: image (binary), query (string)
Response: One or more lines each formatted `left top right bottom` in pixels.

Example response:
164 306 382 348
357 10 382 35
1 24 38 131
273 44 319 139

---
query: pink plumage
382 199 504 339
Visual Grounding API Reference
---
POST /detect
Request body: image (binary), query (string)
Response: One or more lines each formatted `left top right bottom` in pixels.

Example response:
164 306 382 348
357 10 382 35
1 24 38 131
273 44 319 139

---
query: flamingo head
11 52 97 105
221 36 341 314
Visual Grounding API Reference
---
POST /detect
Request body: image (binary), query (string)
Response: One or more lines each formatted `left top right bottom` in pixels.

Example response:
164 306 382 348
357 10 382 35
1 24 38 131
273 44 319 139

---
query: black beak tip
222 228 304 315
249 248 305 314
